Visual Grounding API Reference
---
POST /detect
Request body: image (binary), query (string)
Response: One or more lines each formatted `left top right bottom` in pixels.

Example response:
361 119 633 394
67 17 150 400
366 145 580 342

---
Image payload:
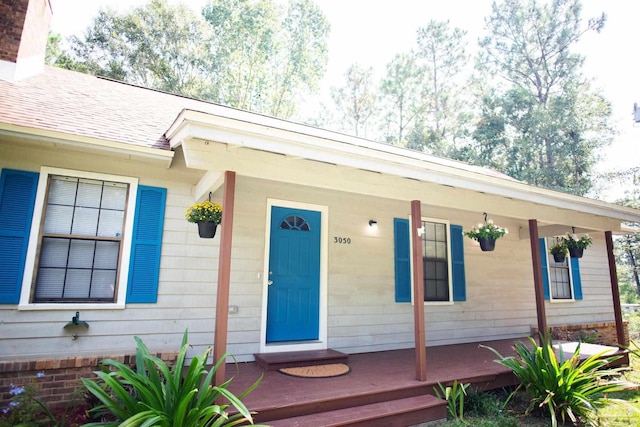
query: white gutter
0 124 174 168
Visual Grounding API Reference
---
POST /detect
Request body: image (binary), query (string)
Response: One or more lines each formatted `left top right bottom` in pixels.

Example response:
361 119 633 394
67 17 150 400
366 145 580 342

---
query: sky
48 0 639 200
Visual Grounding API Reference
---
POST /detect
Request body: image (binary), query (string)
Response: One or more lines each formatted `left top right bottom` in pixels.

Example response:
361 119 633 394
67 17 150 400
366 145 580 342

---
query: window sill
18 302 126 311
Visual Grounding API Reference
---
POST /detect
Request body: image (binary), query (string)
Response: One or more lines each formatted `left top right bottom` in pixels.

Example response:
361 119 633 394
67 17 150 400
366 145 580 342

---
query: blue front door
266 206 321 343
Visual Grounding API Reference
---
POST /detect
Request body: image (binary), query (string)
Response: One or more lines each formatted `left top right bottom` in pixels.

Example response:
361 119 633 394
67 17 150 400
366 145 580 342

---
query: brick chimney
0 0 52 81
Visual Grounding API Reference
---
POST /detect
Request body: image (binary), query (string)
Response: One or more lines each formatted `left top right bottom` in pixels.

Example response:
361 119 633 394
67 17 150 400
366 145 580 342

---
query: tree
471 0 612 195
64 0 213 99
51 0 330 119
331 64 378 138
411 20 472 155
379 53 424 145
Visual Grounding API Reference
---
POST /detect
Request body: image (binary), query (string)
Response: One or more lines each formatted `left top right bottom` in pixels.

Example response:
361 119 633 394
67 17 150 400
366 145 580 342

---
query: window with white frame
546 237 573 300
420 219 451 302
32 175 129 303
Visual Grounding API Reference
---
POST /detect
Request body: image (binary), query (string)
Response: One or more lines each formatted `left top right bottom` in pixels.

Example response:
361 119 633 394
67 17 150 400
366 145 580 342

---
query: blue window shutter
450 224 466 301
539 238 550 300
570 257 583 300
0 169 39 304
394 218 411 302
127 185 166 303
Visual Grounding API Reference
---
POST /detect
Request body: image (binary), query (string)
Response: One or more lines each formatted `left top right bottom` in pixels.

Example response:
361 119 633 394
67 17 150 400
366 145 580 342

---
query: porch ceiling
166 109 640 234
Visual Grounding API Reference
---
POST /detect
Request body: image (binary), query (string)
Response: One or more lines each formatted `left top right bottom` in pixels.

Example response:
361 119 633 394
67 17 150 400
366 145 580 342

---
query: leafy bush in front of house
482 336 634 427
81 330 263 426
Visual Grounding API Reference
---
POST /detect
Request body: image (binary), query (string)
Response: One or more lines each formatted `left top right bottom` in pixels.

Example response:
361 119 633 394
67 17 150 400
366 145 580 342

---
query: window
546 238 572 299
0 167 167 308
540 237 582 301
420 220 450 302
393 217 465 304
34 175 128 302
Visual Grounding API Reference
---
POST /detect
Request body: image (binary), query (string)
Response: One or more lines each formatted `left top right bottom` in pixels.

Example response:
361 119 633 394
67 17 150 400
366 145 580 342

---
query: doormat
278 363 351 378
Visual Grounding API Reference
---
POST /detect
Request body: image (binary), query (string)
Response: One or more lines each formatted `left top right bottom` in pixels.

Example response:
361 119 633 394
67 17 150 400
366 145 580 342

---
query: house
1 0 639 414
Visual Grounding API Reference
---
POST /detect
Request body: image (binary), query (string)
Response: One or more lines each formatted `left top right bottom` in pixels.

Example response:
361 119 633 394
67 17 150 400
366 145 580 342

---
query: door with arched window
266 206 321 342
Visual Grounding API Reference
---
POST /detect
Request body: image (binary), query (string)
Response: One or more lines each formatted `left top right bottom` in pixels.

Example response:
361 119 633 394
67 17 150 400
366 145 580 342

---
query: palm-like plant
482 335 634 426
82 331 264 426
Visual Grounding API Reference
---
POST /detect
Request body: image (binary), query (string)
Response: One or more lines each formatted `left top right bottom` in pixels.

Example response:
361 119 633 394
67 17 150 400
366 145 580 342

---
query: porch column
213 171 236 386
411 200 427 381
605 231 626 346
528 219 547 340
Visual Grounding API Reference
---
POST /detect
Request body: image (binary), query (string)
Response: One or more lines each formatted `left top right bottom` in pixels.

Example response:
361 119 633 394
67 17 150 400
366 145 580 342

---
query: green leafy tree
50 0 329 119
471 0 613 195
64 0 213 98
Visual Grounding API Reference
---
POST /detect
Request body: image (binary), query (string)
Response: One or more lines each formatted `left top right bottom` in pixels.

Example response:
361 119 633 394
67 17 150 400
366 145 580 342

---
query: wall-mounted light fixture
368 220 377 227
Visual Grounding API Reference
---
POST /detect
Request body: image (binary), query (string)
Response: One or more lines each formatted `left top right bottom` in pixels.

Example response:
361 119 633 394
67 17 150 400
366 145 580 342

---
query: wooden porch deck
225 338 628 426
225 339 520 426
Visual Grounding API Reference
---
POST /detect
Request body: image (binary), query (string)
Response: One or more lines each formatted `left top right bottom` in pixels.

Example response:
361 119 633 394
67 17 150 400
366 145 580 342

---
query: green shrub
482 336 634 427
82 330 263 426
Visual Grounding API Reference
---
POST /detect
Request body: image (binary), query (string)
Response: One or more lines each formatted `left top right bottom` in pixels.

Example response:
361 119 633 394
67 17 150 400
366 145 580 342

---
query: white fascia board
0 124 174 167
167 109 640 224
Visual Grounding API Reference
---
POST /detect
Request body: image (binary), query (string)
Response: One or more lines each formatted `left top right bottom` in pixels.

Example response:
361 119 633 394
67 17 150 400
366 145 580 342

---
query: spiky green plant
82 331 263 426
434 379 470 420
482 336 634 427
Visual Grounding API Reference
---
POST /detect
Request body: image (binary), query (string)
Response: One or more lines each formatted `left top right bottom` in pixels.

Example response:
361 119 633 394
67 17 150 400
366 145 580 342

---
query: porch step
254 349 348 371
266 394 447 427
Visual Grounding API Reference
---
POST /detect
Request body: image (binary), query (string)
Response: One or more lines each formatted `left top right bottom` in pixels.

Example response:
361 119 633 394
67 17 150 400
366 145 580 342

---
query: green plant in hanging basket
464 218 508 241
560 232 592 250
185 200 223 224
549 241 568 256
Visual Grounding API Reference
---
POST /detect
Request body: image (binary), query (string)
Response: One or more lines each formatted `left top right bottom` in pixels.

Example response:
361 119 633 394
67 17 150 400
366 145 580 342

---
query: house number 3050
333 237 352 244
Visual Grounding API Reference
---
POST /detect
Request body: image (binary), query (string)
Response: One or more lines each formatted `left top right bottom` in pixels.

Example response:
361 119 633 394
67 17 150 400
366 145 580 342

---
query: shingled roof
0 65 238 151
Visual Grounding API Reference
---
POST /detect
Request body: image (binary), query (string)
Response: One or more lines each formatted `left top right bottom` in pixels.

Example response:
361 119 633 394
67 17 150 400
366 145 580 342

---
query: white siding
0 143 619 363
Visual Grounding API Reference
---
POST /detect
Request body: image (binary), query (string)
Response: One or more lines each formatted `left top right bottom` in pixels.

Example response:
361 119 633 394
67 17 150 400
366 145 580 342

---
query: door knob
267 280 273 285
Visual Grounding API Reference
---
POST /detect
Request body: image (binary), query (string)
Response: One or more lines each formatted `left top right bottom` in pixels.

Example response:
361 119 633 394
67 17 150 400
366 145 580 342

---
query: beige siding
0 142 619 363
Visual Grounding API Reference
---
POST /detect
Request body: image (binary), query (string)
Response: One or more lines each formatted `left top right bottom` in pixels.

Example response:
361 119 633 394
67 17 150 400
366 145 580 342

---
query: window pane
35 268 65 299
435 242 447 259
64 269 91 298
102 183 127 210
68 240 95 268
91 270 116 298
71 207 99 235
423 222 436 240
94 241 119 269
98 210 124 237
43 205 73 234
434 223 446 241
76 179 102 208
39 238 69 268
48 177 77 205
547 238 573 300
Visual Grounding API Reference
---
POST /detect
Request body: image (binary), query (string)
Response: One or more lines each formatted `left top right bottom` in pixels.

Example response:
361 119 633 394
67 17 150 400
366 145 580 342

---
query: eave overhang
166 108 640 233
0 123 174 168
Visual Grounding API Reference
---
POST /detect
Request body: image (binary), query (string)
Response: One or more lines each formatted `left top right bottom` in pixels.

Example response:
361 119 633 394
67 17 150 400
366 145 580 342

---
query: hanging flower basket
185 200 222 239
553 252 566 263
560 232 592 259
197 221 218 239
549 241 568 263
464 214 508 252
478 237 496 252
568 247 583 259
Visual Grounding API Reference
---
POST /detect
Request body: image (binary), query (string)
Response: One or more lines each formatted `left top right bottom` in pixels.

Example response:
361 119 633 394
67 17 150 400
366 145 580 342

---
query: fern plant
82 330 264 426
482 336 634 427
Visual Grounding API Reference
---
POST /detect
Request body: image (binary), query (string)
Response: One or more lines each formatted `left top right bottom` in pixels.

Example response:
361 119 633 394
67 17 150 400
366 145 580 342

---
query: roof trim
167 109 640 225
0 123 174 167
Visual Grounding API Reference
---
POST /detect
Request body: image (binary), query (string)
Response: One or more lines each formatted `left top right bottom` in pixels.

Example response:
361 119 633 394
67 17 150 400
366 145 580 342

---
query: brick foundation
532 321 629 347
0 351 178 410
